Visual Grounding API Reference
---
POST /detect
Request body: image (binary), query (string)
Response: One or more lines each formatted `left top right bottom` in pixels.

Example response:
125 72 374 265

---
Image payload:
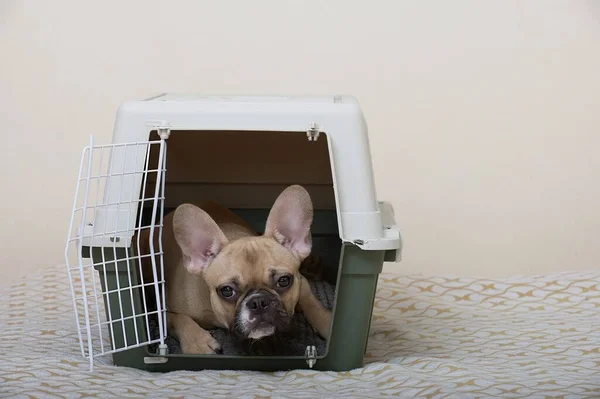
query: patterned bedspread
1 265 599 398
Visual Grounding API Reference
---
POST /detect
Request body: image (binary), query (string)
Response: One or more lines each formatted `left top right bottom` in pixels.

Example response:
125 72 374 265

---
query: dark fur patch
242 245 259 265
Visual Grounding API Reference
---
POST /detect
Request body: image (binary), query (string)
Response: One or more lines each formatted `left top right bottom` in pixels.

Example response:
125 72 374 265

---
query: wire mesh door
64 135 168 371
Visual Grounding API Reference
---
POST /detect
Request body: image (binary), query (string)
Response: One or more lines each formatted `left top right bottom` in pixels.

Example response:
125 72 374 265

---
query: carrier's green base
85 209 390 372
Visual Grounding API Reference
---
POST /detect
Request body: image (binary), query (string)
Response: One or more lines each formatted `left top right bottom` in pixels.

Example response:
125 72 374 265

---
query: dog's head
172 185 313 340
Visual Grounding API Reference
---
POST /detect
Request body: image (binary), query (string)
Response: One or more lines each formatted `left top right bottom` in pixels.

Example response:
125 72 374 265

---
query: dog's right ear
264 185 314 260
173 204 228 274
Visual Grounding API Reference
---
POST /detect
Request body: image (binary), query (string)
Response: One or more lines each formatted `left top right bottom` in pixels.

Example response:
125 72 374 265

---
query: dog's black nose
247 293 271 314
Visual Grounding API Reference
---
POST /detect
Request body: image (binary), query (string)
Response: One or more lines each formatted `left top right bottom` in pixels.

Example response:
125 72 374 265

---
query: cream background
1 1 599 283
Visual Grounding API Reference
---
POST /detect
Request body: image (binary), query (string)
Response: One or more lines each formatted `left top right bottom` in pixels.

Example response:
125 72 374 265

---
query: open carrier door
64 135 169 371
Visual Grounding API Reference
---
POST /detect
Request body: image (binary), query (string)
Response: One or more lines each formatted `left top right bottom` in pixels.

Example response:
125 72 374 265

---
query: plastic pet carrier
64 94 403 372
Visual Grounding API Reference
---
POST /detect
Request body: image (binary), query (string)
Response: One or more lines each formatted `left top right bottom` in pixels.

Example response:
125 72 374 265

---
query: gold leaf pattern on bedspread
1 265 599 398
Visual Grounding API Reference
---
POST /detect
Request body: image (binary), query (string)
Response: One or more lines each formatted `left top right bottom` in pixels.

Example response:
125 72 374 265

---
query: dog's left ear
264 185 313 260
173 203 229 274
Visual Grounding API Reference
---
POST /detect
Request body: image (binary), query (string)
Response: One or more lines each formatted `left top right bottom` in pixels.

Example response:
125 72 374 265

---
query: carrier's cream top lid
107 93 401 254
145 93 349 104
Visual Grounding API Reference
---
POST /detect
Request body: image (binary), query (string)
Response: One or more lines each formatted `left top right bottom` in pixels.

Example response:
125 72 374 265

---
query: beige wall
2 0 599 283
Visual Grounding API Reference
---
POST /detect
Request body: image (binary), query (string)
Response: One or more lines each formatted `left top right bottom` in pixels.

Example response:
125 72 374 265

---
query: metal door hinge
157 127 171 140
144 343 169 364
305 345 317 368
307 122 321 142
146 121 171 140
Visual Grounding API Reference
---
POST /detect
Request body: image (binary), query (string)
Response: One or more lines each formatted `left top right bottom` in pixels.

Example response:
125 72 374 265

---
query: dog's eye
277 275 292 288
218 286 235 298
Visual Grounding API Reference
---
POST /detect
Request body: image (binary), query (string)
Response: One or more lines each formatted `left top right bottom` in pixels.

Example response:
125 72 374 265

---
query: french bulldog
137 185 331 354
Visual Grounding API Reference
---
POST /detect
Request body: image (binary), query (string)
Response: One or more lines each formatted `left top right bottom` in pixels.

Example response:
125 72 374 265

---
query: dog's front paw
181 331 222 355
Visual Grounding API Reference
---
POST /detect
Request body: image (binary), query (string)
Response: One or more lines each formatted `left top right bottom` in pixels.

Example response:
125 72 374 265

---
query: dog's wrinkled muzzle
234 289 292 340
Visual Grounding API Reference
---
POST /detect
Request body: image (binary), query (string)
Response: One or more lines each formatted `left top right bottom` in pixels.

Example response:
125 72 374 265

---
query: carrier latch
305 345 317 368
306 122 321 142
